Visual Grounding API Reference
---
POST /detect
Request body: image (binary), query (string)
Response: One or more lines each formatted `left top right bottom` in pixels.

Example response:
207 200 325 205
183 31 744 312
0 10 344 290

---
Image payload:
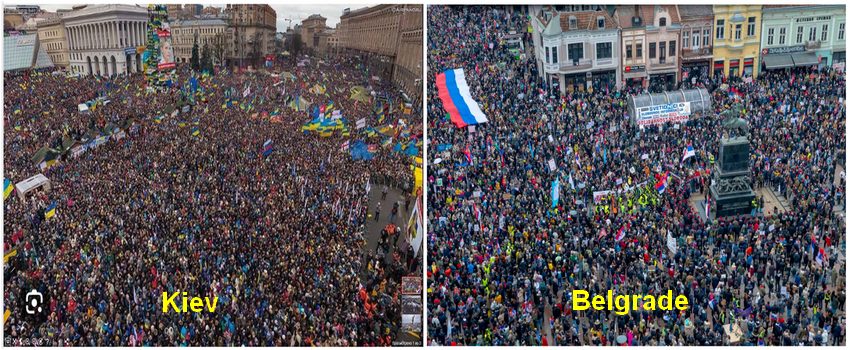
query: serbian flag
615 223 629 241
436 68 488 128
655 171 669 194
262 139 274 157
816 247 825 266
682 144 696 162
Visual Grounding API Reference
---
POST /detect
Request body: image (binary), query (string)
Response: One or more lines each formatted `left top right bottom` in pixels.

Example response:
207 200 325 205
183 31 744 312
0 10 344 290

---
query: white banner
635 102 692 126
547 159 557 171
355 118 366 129
593 190 612 203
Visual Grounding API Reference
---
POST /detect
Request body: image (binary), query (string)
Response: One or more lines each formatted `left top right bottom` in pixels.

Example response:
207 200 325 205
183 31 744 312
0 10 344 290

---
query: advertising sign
635 102 692 126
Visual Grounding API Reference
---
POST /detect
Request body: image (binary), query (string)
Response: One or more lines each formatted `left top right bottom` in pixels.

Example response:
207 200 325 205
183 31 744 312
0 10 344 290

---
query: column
113 21 118 49
85 24 90 50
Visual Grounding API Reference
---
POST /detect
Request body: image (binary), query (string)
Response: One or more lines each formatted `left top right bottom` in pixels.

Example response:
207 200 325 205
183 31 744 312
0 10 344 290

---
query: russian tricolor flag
436 68 488 128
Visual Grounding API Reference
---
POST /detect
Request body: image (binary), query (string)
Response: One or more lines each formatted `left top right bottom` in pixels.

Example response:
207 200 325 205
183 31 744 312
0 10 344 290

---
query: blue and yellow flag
191 127 200 137
44 201 57 220
4 178 13 200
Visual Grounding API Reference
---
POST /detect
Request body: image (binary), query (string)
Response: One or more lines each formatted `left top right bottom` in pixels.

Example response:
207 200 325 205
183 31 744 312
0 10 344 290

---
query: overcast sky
29 4 374 31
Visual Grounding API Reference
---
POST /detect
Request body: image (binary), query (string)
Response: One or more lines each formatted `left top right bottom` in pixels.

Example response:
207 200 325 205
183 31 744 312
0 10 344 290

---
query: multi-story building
183 5 202 18
172 19 230 65
166 5 184 19
616 6 648 89
337 5 424 101
36 16 70 70
760 5 845 72
4 10 25 32
300 14 328 53
202 7 221 17
677 5 714 84
530 5 621 93
224 4 276 68
64 4 149 76
712 5 762 78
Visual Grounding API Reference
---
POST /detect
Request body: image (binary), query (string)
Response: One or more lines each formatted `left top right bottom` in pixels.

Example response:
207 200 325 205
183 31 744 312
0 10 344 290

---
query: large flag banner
436 68 488 128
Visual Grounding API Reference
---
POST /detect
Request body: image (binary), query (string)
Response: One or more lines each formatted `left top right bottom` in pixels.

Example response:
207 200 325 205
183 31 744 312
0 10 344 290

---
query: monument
708 103 756 218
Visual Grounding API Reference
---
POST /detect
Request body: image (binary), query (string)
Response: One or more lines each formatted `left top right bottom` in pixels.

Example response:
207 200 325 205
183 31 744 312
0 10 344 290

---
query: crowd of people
427 5 845 346
4 53 422 346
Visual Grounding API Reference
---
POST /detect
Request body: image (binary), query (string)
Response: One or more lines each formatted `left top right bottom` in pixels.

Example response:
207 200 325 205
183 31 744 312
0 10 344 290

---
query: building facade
63 4 149 76
300 14 327 53
616 6 648 89
530 5 621 93
760 5 845 72
225 4 276 68
712 5 763 78
641 5 682 91
677 5 714 84
172 18 229 65
338 5 424 101
36 16 70 70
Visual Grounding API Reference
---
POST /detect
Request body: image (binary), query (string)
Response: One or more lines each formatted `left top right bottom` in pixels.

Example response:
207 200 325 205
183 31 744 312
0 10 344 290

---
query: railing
650 57 676 67
681 47 712 58
596 58 614 66
559 58 593 71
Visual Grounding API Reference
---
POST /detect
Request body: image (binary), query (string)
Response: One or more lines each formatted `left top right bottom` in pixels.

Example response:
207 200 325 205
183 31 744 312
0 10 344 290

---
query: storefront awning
762 54 794 69
791 52 819 67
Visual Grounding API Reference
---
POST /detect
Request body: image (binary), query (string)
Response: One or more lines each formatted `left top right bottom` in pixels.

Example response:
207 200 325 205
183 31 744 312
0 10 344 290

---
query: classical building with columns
63 4 149 76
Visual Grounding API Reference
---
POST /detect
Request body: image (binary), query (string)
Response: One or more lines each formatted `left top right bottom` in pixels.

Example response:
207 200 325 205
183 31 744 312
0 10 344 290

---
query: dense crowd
427 6 845 346
4 54 422 346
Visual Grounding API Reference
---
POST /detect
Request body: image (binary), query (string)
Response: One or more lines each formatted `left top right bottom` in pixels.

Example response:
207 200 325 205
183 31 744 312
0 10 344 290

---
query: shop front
713 60 725 79
761 45 820 71
648 72 677 92
623 64 647 89
682 60 710 84
590 69 617 91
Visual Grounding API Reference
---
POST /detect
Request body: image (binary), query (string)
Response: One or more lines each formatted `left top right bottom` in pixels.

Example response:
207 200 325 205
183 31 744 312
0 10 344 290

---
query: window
649 42 656 59
747 17 755 36
779 27 786 45
567 43 583 62
552 47 558 63
569 16 577 30
669 40 675 56
735 24 742 40
683 31 690 48
636 42 643 57
796 26 804 43
596 42 612 59
597 17 605 29
808 26 816 41
840 23 845 40
821 24 828 41
660 17 666 27
693 30 700 48
703 29 710 46
545 47 550 64
767 28 774 45
659 41 666 60
716 19 725 39
626 43 633 58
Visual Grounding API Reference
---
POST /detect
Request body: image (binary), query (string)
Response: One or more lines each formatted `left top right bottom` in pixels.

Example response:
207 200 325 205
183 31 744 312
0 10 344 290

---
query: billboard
157 23 175 70
635 102 691 126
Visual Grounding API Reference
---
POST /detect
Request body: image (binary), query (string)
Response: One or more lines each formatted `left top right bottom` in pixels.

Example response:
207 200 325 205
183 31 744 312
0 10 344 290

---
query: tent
31 146 60 165
14 174 50 201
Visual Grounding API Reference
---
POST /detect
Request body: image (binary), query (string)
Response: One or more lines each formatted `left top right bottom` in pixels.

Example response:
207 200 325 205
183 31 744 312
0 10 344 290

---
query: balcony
805 40 821 50
681 46 712 59
596 58 614 66
559 58 593 72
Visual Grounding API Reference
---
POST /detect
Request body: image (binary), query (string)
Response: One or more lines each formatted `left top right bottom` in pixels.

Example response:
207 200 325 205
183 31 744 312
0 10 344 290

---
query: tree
212 32 226 67
191 41 200 71
201 43 213 74
287 33 303 61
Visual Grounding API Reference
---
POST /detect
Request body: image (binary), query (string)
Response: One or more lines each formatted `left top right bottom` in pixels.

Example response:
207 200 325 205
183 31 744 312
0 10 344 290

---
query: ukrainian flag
44 201 57 220
191 127 200 137
4 178 13 200
382 138 392 148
